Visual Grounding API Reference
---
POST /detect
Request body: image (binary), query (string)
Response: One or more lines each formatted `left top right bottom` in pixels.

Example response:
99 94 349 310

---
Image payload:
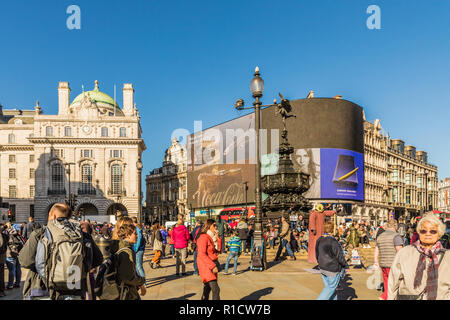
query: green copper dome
70 80 119 108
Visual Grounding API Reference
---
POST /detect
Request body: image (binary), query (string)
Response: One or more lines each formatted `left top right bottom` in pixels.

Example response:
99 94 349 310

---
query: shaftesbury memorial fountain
261 94 312 239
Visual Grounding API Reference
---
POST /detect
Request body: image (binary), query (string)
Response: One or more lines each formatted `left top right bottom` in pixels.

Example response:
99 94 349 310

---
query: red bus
219 207 255 221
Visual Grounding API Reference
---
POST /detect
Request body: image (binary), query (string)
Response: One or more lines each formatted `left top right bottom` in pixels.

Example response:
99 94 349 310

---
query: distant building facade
438 178 450 212
0 81 146 224
146 138 187 223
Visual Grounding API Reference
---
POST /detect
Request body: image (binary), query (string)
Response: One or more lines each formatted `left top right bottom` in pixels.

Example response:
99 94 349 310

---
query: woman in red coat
197 219 222 300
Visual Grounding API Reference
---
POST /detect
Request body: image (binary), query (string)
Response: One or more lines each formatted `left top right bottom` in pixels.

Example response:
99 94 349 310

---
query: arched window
111 164 122 194
51 163 64 192
8 134 15 143
46 126 53 136
81 164 93 194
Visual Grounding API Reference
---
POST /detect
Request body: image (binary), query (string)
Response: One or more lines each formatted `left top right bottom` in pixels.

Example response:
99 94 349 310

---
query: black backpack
94 247 130 300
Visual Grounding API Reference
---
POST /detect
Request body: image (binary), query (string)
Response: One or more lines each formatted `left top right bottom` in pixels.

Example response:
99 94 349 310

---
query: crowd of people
0 202 449 300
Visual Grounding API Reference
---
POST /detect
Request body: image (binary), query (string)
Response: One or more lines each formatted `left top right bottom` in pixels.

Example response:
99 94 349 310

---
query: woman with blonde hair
111 217 133 240
388 213 450 300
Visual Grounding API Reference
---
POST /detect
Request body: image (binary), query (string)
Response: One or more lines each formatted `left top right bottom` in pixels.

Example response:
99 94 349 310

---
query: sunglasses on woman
419 229 438 235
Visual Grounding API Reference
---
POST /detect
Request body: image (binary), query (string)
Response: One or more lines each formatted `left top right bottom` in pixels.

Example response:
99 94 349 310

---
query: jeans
135 250 145 278
224 252 239 274
241 239 247 253
275 239 294 259
290 222 297 230
6 257 21 287
220 235 226 253
202 280 220 300
317 273 341 300
193 250 199 275
170 244 175 256
161 244 166 257
269 238 275 248
175 247 188 274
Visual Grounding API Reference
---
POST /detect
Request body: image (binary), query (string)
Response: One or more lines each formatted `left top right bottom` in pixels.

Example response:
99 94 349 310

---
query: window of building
46 126 53 136
30 155 34 162
119 127 126 137
9 185 17 198
101 127 108 137
8 134 15 144
110 150 123 158
406 173 411 185
392 187 398 203
30 185 35 197
406 189 411 204
51 163 64 191
51 149 64 158
111 164 123 194
81 164 94 193
81 150 93 158
29 168 35 179
417 177 423 188
9 155 16 163
392 169 398 182
418 192 422 206
9 168 16 179
64 126 72 137
428 180 432 191
30 205 34 218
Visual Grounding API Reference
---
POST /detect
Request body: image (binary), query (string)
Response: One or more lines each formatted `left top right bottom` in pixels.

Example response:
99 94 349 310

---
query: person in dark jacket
316 221 348 300
115 223 146 300
237 219 249 254
0 223 8 297
215 217 227 253
190 220 203 276
22 217 41 241
18 203 103 300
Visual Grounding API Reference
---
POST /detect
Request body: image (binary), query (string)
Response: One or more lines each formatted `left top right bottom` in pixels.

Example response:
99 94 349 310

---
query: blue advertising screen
320 148 364 201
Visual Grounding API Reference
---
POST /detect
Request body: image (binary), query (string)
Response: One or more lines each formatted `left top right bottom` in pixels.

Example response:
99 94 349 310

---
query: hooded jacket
172 224 190 249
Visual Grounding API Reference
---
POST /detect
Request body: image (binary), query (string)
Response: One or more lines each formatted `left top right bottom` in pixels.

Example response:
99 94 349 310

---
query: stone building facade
353 118 438 222
0 81 146 224
438 178 450 212
146 138 187 223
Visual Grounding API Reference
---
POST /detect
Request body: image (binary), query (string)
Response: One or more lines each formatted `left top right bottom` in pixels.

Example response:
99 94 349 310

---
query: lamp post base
250 231 266 271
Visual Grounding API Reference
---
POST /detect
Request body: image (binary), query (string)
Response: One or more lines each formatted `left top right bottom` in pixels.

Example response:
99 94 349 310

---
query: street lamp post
64 162 76 215
234 67 278 270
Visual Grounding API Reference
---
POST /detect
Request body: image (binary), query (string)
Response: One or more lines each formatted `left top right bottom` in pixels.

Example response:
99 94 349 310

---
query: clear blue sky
1 0 449 197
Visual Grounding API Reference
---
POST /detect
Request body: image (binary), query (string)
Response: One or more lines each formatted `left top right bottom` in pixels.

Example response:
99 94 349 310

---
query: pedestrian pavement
142 247 381 300
1 244 380 300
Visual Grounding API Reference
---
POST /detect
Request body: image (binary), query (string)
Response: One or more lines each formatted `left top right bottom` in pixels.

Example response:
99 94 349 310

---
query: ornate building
353 118 438 222
438 178 450 212
0 81 146 224
146 138 187 223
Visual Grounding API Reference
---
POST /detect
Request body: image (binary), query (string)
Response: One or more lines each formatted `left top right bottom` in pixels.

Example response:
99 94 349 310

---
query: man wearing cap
308 204 337 264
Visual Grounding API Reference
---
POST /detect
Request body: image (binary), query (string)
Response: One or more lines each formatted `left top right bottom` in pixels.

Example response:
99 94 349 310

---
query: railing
107 189 126 196
77 188 96 195
48 188 66 195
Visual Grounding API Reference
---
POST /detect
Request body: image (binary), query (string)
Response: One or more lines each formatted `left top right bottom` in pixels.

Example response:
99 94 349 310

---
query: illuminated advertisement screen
320 148 364 201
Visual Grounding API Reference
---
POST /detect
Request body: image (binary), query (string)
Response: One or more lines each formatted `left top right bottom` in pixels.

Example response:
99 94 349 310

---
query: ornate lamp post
234 67 276 270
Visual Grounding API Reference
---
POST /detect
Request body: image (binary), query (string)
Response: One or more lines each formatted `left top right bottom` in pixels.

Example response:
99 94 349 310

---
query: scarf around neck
413 240 445 300
207 230 218 250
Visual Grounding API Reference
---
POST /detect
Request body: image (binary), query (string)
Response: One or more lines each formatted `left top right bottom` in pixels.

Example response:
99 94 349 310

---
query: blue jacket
160 229 169 245
226 236 242 253
133 226 146 252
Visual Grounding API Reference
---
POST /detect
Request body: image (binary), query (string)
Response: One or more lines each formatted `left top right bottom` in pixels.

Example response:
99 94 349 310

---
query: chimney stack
122 83 134 116
58 82 71 115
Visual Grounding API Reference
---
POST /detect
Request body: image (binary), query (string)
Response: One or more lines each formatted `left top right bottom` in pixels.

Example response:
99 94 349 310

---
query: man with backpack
190 220 202 276
19 203 103 300
22 217 41 241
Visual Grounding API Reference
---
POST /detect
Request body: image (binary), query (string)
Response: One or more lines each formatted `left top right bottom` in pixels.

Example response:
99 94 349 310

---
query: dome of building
70 80 123 115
